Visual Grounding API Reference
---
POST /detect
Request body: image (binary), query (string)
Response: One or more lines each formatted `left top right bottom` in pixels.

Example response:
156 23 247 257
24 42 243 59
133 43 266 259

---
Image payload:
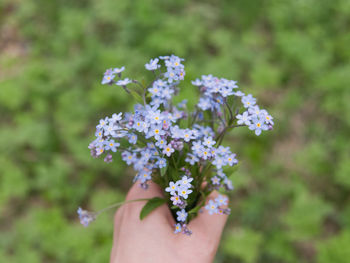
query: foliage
1 0 349 262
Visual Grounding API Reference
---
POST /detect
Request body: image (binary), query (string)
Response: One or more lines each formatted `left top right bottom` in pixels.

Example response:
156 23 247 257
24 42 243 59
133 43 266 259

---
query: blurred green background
1 0 350 262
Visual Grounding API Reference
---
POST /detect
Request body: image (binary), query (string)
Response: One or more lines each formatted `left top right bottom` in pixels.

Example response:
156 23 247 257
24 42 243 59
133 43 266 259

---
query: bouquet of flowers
78 55 274 235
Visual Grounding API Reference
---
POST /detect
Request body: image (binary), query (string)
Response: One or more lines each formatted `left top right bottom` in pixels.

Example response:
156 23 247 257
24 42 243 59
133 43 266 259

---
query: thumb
188 191 229 240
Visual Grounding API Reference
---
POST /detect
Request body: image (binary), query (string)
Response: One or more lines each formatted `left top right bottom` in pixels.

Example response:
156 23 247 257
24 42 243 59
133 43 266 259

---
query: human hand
110 182 228 263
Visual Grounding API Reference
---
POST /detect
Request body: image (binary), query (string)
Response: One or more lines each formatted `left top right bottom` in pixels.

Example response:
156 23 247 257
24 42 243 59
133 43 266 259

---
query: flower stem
96 198 151 216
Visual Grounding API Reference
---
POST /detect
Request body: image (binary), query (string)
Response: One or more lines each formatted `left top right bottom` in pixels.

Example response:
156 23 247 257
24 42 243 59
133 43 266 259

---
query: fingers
189 191 229 240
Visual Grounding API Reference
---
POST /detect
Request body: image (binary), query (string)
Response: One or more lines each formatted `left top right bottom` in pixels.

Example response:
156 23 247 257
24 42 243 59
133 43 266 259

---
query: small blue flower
101 74 115 85
198 147 211 160
248 105 262 116
116 78 132 86
122 151 136 165
249 117 268 136
128 133 138 144
147 109 163 125
163 144 175 157
177 99 188 108
224 178 234 191
111 113 123 122
178 187 193 199
104 124 117 136
211 176 221 185
155 138 166 149
198 97 211 110
176 209 188 222
205 200 218 215
236 111 251 126
215 195 228 206
112 66 125 74
202 136 216 147
77 207 96 227
156 157 167 168
165 181 179 195
140 150 153 162
138 169 152 183
147 125 165 140
145 58 161 71
233 90 245 97
180 176 193 189
185 153 199 165
226 153 238 166
104 139 120 152
242 94 256 108
174 223 182 234
164 68 178 83
212 155 226 169
182 129 194 142
96 117 109 130
191 79 202 86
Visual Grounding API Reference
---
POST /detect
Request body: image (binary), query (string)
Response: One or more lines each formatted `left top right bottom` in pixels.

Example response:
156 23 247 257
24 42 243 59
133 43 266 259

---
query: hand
110 182 228 263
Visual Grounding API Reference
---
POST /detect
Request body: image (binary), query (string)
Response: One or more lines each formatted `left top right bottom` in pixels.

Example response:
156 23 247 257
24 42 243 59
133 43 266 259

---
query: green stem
96 198 151 215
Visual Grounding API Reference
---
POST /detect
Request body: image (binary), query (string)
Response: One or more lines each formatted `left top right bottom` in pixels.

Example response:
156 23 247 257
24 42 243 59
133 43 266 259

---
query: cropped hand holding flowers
79 55 275 235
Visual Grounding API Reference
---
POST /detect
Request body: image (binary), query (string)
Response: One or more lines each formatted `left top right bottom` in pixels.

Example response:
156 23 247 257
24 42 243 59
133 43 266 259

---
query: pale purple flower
170 195 182 206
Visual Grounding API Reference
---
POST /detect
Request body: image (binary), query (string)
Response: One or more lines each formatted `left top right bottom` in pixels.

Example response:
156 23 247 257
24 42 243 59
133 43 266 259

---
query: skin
110 182 228 263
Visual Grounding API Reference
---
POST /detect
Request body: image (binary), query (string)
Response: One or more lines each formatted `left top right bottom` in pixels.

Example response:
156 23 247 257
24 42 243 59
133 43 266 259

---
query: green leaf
139 197 166 220
160 165 167 177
